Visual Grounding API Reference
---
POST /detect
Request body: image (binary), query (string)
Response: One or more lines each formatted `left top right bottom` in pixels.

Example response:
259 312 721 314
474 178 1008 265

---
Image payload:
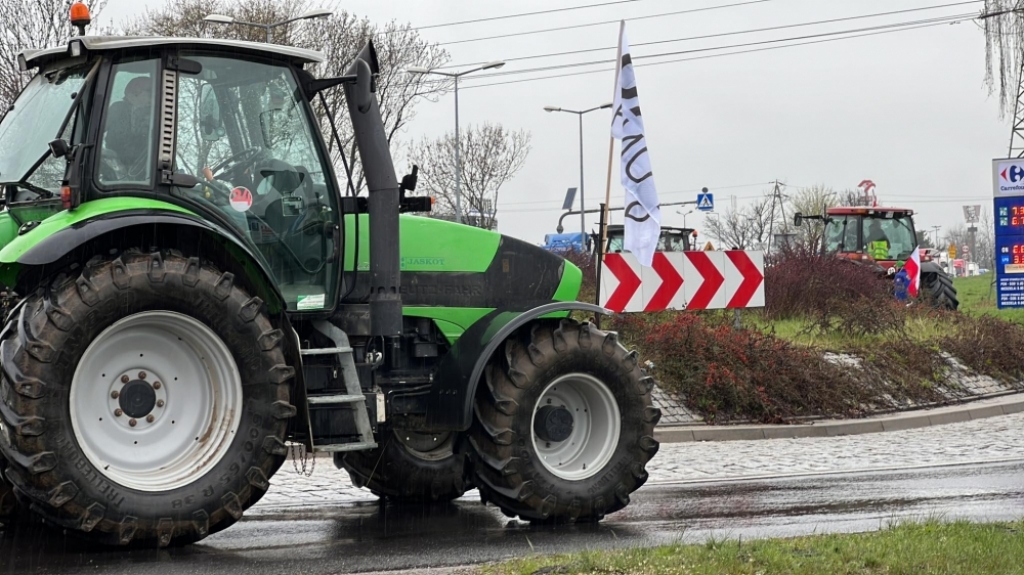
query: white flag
611 21 661 267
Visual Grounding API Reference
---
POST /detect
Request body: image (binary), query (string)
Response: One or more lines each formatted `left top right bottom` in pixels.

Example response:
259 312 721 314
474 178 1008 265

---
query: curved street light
203 9 333 43
406 61 506 225
544 103 613 238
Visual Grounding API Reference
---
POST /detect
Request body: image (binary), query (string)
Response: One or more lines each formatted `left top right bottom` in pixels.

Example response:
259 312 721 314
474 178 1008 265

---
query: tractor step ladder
303 321 377 453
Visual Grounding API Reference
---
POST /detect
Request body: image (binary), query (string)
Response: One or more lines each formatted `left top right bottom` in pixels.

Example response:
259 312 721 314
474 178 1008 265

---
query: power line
458 12 976 81
436 0 776 46
439 0 982 69
412 0 652 31
456 16 973 90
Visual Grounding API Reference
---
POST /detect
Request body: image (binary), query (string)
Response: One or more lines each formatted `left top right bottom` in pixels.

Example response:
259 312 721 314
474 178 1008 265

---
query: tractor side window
171 54 341 312
97 59 159 187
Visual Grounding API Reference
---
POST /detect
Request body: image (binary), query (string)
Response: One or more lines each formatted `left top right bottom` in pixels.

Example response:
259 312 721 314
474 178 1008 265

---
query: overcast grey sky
98 0 1007 245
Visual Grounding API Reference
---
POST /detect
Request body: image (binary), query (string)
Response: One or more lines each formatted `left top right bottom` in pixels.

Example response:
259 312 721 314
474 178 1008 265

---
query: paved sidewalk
252 410 1024 513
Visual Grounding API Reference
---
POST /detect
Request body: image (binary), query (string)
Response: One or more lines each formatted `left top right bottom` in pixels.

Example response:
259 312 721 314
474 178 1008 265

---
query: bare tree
982 0 1024 117
0 0 108 111
786 185 838 249
406 123 531 230
705 196 774 250
124 0 451 192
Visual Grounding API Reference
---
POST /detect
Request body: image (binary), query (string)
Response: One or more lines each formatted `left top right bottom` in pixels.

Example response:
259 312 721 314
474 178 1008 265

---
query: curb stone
654 392 1024 443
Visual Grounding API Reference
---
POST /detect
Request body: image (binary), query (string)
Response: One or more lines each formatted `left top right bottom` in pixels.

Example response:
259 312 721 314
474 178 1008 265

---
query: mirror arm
304 74 358 97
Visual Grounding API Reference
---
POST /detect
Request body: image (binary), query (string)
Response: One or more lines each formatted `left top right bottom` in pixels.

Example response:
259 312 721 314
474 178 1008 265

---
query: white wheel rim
70 311 243 492
531 373 621 481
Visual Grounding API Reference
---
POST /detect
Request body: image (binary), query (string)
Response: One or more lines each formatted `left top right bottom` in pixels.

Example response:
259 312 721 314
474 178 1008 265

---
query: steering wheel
209 146 265 179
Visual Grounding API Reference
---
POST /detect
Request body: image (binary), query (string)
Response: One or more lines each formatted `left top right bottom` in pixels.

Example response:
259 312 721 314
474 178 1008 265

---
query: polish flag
904 247 921 297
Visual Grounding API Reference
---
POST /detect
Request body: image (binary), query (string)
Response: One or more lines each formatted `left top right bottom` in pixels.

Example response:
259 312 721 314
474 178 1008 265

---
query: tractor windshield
166 54 341 311
823 214 916 260
0 62 90 194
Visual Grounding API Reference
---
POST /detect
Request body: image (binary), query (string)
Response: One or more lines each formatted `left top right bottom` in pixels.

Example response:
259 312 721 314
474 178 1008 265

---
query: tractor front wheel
0 250 296 546
921 271 959 310
336 429 468 503
468 319 660 523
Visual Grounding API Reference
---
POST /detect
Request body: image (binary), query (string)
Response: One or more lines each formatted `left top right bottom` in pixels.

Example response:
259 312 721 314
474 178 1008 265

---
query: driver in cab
865 220 891 260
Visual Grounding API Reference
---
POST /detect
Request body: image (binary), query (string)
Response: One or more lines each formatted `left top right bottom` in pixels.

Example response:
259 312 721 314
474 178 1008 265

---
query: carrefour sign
993 159 1024 197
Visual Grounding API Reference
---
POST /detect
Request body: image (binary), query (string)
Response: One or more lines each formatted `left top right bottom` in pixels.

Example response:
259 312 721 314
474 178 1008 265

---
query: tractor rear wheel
921 271 959 310
468 319 660 523
0 250 296 547
336 429 468 503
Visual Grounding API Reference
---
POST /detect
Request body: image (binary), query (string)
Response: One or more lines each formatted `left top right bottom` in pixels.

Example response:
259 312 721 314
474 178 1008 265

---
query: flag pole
596 20 625 321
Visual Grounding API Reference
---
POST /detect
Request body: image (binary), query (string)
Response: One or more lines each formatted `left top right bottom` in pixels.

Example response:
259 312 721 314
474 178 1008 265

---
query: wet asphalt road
2 459 1023 575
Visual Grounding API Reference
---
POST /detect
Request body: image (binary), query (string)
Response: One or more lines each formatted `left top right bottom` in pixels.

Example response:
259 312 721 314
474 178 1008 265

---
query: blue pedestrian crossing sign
697 191 714 212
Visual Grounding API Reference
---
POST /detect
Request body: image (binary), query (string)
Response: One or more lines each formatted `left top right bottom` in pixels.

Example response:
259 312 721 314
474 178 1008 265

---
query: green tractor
0 20 660 546
793 205 958 309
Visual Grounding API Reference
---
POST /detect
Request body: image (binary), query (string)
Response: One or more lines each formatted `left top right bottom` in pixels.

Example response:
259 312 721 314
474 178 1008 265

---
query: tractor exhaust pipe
344 41 402 341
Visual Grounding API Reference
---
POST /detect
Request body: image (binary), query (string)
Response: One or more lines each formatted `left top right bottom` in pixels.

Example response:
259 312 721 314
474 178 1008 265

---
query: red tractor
794 206 958 310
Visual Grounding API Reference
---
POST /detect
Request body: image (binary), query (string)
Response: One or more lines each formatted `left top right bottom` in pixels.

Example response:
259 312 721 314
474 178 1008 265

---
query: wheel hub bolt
120 375 130 384
138 371 147 380
146 415 155 423
157 400 165 408
111 390 120 399
114 408 123 417
129 418 137 427
153 382 161 390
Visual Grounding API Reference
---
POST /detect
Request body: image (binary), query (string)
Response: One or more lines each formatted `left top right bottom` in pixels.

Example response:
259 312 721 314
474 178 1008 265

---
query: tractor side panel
340 215 582 341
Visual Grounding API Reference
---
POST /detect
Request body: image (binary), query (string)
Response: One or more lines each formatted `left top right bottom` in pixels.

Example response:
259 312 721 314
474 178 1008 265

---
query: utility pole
930 225 941 248
765 180 787 255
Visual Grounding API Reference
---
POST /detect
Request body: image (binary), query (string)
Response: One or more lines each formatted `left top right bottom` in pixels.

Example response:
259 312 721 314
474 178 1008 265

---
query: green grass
952 275 1024 323
744 313 946 350
480 520 1024 575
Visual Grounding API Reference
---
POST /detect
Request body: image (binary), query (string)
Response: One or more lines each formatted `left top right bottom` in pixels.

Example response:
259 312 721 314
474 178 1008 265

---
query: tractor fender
423 301 611 432
920 260 946 276
1 206 286 313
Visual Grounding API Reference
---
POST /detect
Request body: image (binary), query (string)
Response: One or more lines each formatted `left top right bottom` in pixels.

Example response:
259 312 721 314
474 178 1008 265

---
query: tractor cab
602 224 697 254
796 206 920 268
1 35 349 312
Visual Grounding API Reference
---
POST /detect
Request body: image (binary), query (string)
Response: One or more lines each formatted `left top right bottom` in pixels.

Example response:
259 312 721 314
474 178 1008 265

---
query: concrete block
691 427 765 442
880 414 932 432
968 404 1008 420
654 427 695 443
825 420 885 437
1000 400 1024 414
928 410 972 426
761 425 829 439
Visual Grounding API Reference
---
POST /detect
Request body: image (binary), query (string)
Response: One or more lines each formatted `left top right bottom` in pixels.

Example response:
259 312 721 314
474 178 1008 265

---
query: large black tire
0 250 296 547
468 319 660 523
921 271 959 310
336 429 469 503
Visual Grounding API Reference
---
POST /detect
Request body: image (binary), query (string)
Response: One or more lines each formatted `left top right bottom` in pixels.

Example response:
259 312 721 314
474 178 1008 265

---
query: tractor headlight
68 39 83 58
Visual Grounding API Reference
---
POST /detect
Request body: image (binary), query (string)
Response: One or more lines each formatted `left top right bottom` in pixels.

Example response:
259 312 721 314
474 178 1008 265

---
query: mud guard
5 209 286 312
423 301 611 432
920 260 946 276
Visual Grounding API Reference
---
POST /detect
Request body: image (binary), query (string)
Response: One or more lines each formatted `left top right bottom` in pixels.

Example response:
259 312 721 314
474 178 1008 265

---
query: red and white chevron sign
599 251 765 313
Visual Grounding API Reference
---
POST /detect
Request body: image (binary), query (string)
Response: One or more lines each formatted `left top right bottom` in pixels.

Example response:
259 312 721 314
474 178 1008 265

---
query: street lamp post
203 8 332 43
544 104 613 240
407 61 506 225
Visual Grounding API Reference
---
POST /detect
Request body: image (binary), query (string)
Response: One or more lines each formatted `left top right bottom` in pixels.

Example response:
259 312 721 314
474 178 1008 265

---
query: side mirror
48 138 71 159
353 58 373 113
199 84 224 142
793 212 803 227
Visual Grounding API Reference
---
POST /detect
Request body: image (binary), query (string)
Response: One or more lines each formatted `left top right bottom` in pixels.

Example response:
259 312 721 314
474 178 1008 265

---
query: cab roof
827 206 914 216
20 35 324 70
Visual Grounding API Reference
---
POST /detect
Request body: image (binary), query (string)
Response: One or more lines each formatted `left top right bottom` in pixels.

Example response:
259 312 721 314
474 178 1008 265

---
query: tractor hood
342 214 582 309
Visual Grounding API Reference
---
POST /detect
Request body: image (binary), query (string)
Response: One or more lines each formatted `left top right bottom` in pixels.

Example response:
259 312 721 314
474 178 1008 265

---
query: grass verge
480 519 1024 575
953 275 1024 324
